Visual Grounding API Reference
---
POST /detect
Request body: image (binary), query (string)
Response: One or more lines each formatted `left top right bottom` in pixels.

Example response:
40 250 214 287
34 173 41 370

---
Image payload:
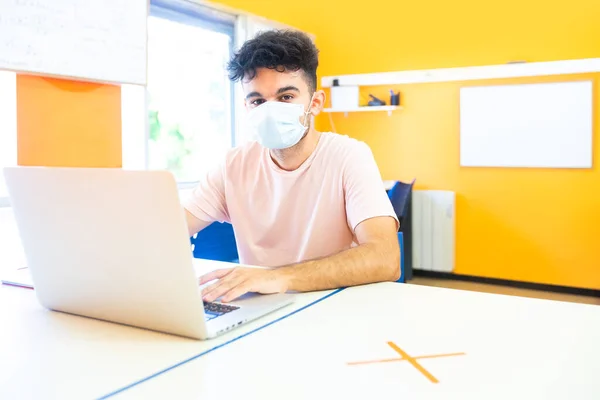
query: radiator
411 190 455 272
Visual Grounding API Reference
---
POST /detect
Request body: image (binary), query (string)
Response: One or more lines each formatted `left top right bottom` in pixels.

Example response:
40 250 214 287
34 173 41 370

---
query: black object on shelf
367 94 386 106
389 90 400 106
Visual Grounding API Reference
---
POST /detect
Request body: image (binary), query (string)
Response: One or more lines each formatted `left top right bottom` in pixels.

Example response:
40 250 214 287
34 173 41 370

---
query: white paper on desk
1 262 209 290
0 268 33 289
0 259 247 290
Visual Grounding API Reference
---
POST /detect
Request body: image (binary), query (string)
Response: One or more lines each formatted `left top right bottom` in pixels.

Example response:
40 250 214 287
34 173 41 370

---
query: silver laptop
3 166 294 340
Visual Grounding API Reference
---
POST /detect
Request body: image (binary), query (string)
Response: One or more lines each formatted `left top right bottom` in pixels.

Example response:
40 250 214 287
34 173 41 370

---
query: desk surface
0 259 337 399
115 282 600 400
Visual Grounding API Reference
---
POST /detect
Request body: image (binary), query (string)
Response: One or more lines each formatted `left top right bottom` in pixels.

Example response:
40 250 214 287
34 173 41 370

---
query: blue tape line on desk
97 288 345 399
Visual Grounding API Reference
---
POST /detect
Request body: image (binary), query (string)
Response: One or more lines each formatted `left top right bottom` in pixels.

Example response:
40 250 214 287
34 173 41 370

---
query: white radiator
411 190 455 272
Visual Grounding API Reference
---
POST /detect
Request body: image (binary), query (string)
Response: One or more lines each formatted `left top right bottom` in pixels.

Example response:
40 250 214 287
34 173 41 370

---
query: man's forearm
278 241 400 293
184 209 211 237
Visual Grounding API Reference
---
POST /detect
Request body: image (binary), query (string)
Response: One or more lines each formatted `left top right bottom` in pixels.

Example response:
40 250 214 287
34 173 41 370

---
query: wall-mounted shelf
323 105 401 117
321 58 600 87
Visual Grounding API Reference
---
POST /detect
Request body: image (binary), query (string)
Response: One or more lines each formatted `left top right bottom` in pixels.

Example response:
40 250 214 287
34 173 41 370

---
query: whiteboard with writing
460 81 593 168
0 0 147 85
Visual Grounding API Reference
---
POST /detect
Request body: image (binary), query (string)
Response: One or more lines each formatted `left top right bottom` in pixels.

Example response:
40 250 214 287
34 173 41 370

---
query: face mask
246 95 314 150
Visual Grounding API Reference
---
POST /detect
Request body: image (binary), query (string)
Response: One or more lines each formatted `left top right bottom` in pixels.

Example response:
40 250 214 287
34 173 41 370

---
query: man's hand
199 267 290 303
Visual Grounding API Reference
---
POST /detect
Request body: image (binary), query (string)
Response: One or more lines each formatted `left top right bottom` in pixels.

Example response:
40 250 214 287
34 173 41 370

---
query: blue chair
190 222 239 263
190 220 406 283
388 179 416 281
397 231 405 283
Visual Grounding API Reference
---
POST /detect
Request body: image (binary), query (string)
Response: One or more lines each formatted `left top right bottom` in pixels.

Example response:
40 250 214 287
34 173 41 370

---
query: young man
184 30 400 303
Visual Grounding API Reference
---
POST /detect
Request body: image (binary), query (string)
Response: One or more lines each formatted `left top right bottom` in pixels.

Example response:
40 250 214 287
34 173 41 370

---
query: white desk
113 282 600 400
0 259 339 399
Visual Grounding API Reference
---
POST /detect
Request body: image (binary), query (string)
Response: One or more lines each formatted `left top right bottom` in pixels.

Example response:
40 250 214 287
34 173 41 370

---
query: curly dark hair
227 29 319 92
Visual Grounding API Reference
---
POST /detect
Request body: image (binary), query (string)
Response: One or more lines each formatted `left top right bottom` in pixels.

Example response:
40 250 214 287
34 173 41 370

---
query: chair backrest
388 179 416 281
397 231 405 283
190 222 239 262
191 222 406 281
387 178 416 224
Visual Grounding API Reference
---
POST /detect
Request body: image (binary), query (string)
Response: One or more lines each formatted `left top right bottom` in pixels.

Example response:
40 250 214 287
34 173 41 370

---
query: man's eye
280 95 294 101
251 99 266 106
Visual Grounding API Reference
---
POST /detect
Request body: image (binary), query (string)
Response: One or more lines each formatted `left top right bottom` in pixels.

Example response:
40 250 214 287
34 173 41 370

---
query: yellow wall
336 75 600 289
216 0 600 289
215 0 600 74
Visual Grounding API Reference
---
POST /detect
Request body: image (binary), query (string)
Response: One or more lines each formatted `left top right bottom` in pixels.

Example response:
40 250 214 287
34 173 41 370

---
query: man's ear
309 90 326 116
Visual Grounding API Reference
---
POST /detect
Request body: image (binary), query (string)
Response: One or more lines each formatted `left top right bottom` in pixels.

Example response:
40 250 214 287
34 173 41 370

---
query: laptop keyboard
204 302 240 321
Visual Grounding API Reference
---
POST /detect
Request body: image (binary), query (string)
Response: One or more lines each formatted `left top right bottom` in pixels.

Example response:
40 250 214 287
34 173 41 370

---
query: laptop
3 166 294 340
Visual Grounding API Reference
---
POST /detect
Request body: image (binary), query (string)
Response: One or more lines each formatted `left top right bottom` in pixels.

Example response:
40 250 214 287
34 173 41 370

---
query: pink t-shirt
183 132 398 267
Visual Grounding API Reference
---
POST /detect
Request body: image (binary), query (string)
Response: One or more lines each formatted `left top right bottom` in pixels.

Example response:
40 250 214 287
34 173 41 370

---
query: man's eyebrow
276 86 300 94
245 86 300 100
245 91 262 100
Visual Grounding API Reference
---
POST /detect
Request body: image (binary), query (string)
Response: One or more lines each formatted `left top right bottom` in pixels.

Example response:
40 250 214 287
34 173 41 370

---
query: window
120 2 310 182
0 71 17 202
127 0 236 183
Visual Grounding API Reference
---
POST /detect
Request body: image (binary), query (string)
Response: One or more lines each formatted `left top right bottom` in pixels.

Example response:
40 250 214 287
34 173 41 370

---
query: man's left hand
199 267 290 303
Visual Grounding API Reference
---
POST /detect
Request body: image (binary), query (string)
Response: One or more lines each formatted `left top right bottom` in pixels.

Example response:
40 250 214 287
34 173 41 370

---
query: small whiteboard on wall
460 81 593 168
0 0 147 85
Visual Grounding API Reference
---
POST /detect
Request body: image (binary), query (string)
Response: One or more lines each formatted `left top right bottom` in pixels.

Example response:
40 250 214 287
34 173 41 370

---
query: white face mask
246 96 314 150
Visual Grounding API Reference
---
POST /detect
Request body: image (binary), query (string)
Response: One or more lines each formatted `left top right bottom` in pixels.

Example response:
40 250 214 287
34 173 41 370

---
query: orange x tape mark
347 341 466 383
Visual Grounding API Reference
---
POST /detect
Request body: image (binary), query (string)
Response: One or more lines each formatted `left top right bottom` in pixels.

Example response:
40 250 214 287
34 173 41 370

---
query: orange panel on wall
16 75 122 168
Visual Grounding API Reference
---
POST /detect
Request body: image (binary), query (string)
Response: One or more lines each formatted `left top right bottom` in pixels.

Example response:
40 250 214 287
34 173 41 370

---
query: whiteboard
0 0 147 85
460 81 593 168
